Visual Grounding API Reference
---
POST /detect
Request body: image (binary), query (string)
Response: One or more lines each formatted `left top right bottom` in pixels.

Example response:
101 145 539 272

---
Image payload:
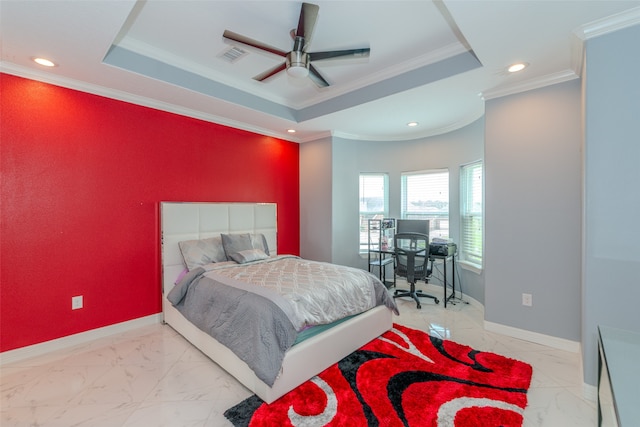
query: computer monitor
396 219 430 239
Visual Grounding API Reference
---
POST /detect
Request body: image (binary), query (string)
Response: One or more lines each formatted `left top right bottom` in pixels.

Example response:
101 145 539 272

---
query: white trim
0 62 301 144
484 320 580 353
0 314 162 366
574 6 640 41
583 383 598 402
481 70 578 101
331 108 484 142
482 7 640 103
569 33 585 78
458 260 482 275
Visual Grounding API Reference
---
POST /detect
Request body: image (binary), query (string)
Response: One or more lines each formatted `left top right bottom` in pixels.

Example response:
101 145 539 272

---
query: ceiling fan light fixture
286 51 309 78
286 65 309 78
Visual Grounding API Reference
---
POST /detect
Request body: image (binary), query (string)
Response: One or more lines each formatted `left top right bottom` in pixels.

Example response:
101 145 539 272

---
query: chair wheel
434 299 440 304
417 303 421 309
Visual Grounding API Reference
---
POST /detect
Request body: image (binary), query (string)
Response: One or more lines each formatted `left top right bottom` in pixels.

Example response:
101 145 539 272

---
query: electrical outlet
522 293 532 307
72 295 83 310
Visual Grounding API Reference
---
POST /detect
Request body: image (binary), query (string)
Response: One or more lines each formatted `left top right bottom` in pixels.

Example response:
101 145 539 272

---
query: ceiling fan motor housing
286 50 310 77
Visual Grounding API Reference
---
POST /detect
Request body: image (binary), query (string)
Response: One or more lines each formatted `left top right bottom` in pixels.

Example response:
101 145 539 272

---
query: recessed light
407 122 418 127
507 62 528 73
33 57 56 67
287 129 296 133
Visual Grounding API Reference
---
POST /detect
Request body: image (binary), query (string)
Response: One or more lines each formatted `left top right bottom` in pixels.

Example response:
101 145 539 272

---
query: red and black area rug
224 323 533 427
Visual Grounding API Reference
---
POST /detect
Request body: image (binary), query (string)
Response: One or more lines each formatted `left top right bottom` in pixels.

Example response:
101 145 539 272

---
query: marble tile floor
1 292 596 426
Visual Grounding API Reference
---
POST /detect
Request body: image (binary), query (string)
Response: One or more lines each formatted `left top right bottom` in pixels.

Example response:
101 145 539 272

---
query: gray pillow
250 233 270 256
229 248 270 264
178 236 226 271
221 233 253 261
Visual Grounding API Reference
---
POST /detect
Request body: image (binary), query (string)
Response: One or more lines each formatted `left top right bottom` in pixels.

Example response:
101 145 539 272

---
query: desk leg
444 255 456 308
443 260 447 308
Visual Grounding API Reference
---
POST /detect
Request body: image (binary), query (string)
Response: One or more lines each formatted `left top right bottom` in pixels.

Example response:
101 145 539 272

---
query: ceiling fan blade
308 63 329 88
223 30 287 57
253 62 287 82
309 48 370 62
296 3 319 49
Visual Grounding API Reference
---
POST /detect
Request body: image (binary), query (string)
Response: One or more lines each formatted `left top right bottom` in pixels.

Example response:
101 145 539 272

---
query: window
460 160 483 267
401 169 449 239
359 174 388 252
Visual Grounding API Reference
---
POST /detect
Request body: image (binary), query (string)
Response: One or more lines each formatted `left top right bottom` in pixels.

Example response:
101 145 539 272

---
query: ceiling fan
222 2 370 87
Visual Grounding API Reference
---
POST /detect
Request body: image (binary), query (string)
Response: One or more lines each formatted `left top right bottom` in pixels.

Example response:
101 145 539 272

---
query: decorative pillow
178 236 227 271
221 233 253 261
229 248 270 264
250 233 270 256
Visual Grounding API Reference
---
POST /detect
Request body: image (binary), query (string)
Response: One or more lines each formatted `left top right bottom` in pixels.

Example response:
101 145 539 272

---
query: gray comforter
167 256 397 386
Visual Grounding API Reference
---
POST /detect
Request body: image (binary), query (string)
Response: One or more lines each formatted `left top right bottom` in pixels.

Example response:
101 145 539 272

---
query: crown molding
2 61 474 144
569 6 640 78
295 130 333 144
117 35 468 113
117 37 293 107
481 70 578 101
574 6 640 41
289 42 469 110
331 108 484 142
0 62 299 143
483 7 640 102
569 32 586 78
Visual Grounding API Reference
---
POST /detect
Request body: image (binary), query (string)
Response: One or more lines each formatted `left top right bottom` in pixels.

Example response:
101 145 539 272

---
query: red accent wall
0 73 300 352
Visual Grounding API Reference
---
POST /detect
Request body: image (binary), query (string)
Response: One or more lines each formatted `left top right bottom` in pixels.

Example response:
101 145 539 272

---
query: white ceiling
2 1 640 143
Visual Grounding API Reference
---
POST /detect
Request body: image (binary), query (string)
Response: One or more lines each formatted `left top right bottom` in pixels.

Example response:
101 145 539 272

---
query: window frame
359 173 389 253
400 168 450 240
459 160 483 269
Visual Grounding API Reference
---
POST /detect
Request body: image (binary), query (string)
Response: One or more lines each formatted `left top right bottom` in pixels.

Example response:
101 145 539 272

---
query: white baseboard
421 281 579 353
583 383 597 402
484 320 581 353
0 314 162 365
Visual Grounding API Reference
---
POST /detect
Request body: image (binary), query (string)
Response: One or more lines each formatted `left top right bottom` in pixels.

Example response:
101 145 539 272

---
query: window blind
359 173 388 250
460 161 483 266
401 169 449 239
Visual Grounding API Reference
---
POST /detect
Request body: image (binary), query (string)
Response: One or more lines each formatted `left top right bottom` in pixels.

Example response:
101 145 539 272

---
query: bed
160 202 396 404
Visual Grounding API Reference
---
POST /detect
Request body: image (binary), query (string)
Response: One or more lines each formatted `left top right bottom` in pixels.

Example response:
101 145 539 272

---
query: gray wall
302 118 485 303
582 23 640 386
484 79 583 343
299 136 333 262
299 22 640 389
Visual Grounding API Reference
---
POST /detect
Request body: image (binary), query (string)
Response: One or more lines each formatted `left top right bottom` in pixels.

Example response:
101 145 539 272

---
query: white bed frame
160 202 392 403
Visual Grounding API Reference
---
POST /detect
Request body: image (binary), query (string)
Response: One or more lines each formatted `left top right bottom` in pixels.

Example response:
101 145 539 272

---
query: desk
372 248 456 308
431 253 456 308
368 254 394 288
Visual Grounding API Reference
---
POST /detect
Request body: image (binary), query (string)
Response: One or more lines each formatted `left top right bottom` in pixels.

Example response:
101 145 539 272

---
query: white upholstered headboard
160 202 277 295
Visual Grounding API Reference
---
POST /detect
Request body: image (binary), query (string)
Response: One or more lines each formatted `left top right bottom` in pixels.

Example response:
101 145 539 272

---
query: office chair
393 232 440 309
